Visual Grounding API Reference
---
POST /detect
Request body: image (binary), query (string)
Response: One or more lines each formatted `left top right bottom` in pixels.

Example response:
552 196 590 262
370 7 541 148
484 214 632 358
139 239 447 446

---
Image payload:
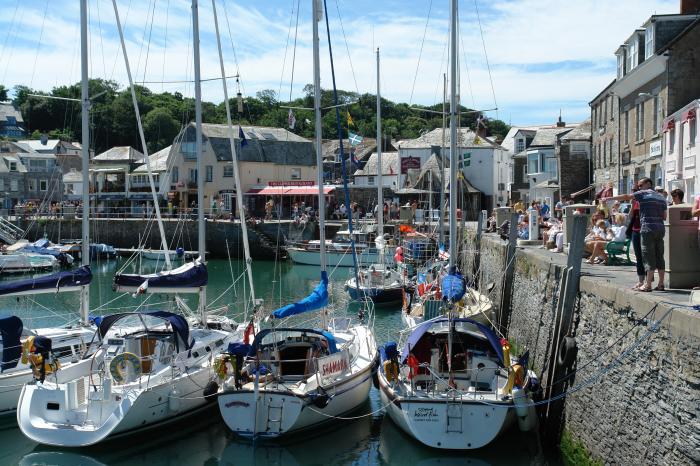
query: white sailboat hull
218 325 377 438
378 375 515 449
287 247 392 267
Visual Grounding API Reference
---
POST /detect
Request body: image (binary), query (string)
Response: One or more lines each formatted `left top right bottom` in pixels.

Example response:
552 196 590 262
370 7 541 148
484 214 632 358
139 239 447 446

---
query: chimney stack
681 0 700 14
556 111 566 128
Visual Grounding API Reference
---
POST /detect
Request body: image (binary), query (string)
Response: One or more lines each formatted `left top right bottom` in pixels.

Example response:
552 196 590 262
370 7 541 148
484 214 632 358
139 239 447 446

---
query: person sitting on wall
584 219 608 261
670 188 684 205
517 215 529 240
585 213 627 264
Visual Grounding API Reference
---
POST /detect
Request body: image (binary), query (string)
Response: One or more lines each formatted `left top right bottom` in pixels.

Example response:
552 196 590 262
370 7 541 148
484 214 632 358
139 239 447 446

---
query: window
28 179 36 191
65 183 73 193
39 179 48 191
223 165 234 177
593 106 598 127
29 159 47 172
603 98 608 123
624 111 629 145
181 142 197 160
527 153 539 174
9 161 17 172
690 118 697 147
290 168 301 180
668 127 675 153
627 38 637 71
645 25 654 59
10 179 18 191
636 102 644 141
545 158 557 177
367 176 375 185
617 51 626 79
603 140 607 167
189 168 197 183
653 96 660 134
515 138 525 153
0 179 3 190
6 116 16 125
172 166 178 183
205 165 213 183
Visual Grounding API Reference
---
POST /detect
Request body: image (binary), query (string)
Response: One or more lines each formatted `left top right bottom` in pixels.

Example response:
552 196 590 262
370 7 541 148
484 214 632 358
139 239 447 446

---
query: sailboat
216 0 377 438
0 0 97 419
376 0 537 449
16 0 243 447
345 49 404 305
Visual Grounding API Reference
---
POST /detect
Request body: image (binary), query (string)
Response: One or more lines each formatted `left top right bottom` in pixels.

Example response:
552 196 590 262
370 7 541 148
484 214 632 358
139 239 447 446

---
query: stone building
0 141 63 210
590 3 700 194
502 127 537 204
558 119 593 201
0 102 25 138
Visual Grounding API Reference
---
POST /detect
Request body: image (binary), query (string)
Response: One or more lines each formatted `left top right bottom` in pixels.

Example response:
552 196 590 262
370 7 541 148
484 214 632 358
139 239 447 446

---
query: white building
352 152 400 188
664 99 698 200
63 168 83 201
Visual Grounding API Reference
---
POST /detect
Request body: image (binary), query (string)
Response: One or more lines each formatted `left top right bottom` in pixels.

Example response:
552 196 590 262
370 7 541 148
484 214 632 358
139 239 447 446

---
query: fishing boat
345 49 404 305
16 0 243 447
216 0 377 438
287 226 392 267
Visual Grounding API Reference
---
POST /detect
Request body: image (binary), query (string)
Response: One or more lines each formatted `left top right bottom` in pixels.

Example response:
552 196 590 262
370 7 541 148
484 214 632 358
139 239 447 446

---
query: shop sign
268 180 314 187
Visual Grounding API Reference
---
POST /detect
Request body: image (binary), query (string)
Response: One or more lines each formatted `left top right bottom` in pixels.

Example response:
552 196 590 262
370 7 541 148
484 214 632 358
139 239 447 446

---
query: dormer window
644 24 654 59
616 47 626 79
515 138 525 153
627 39 637 71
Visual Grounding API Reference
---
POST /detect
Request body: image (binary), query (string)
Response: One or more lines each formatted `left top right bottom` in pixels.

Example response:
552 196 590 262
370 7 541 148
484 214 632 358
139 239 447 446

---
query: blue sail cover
249 327 338 355
400 317 505 365
20 245 72 264
0 266 92 297
271 271 328 319
0 315 23 372
442 272 466 302
97 310 192 351
113 261 207 293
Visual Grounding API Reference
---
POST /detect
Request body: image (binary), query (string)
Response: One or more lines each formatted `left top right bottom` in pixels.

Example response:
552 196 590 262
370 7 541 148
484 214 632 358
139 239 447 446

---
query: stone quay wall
461 231 700 465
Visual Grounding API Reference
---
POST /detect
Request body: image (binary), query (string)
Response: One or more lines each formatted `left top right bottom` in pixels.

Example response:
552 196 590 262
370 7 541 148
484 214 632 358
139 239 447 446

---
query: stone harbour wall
462 232 700 465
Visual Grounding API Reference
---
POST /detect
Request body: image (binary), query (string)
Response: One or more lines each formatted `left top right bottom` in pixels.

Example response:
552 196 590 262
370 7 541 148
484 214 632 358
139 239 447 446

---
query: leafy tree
143 107 180 152
0 85 7 101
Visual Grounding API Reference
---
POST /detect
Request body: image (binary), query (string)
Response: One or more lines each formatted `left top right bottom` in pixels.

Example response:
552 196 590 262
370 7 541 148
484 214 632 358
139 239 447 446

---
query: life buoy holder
21 336 60 379
557 336 578 368
109 352 142 384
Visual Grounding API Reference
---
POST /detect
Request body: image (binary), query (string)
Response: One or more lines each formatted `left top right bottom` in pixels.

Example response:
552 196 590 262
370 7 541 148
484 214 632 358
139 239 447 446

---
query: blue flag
239 126 248 147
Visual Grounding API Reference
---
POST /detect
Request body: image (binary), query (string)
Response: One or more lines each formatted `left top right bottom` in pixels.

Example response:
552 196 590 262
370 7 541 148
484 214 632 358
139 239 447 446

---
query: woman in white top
586 213 627 264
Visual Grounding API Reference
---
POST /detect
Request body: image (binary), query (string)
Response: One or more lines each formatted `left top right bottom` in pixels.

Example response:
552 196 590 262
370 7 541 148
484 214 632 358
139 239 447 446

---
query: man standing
605 177 667 291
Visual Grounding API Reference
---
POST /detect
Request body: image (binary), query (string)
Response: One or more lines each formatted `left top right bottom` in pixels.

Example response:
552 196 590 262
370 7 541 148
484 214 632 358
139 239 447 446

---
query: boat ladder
446 398 463 433
0 217 23 245
265 397 285 433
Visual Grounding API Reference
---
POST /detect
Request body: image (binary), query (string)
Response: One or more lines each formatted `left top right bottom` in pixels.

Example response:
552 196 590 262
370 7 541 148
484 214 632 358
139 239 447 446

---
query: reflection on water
1 259 558 466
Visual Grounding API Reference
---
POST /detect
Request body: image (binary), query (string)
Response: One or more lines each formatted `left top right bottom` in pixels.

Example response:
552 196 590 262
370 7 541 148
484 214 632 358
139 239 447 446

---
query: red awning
246 186 335 196
681 108 696 123
662 118 675 133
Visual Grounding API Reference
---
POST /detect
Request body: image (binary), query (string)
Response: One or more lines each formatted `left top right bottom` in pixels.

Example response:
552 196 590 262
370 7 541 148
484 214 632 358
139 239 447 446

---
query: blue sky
0 0 680 126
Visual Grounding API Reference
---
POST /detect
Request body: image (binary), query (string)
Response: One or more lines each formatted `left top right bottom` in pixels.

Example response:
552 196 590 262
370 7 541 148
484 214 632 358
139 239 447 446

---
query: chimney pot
680 0 700 14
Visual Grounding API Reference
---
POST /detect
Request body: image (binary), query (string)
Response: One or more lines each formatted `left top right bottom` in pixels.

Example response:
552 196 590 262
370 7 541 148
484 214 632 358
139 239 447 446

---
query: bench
605 239 632 265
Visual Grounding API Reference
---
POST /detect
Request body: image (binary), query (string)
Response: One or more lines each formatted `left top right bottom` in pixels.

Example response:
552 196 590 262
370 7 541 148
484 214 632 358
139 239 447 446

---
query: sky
0 0 681 126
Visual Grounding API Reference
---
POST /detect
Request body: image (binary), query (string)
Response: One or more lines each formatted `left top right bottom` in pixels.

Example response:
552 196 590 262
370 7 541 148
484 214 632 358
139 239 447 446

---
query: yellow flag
347 112 354 127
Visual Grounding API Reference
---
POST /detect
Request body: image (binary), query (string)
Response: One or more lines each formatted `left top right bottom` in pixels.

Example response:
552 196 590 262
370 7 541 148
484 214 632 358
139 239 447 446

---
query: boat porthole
437 442 441 447
152 411 156 416
485 413 489 417
158 397 162 402
468 443 472 447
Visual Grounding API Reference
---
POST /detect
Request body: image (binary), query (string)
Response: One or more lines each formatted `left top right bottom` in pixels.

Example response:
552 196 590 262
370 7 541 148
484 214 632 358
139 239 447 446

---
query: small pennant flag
288 109 296 130
438 244 450 261
347 111 354 127
239 126 248 147
348 132 363 146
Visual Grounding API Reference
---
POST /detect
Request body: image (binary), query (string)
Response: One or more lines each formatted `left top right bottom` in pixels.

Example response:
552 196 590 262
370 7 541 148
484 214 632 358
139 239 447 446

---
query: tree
143 107 180 152
0 85 7 101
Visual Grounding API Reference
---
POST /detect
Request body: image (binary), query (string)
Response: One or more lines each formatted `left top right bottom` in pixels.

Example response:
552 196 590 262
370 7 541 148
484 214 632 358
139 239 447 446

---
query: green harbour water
0 258 556 466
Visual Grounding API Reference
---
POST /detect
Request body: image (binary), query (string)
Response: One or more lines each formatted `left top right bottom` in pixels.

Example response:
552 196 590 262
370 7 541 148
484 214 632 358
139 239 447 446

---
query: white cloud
0 0 683 125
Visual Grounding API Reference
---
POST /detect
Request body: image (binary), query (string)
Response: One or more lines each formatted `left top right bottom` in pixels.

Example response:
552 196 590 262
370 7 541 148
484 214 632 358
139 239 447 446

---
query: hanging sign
401 157 421 174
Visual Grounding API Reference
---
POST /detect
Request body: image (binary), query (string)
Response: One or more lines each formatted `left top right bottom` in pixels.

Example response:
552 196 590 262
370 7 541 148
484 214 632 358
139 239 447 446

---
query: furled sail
0 266 91 297
441 268 466 302
113 261 207 294
271 271 328 318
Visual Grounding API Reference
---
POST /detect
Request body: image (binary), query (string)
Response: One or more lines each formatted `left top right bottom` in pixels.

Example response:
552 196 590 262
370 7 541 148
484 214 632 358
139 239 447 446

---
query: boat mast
312 0 327 328
447 0 458 382
110 0 172 270
439 73 446 247
376 48 384 266
211 0 257 309
192 0 206 324
448 0 458 273
79 0 89 326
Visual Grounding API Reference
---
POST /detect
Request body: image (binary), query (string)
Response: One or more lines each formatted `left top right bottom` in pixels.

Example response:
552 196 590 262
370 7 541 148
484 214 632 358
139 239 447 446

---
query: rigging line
96 0 109 79
109 0 134 81
138 74 243 84
408 0 433 106
288 0 302 102
277 0 298 103
28 0 50 89
161 0 171 92
432 30 449 111
222 1 253 122
473 0 498 117
140 0 158 85
0 0 21 68
458 15 476 108
334 0 359 95
0 2 25 84
135 0 157 85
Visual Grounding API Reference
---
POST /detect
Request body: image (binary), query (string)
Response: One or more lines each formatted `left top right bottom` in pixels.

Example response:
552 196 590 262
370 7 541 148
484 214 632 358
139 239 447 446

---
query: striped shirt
633 189 667 233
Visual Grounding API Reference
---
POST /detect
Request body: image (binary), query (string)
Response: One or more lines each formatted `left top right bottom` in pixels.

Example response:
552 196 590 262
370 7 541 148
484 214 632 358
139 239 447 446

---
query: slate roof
63 169 83 182
132 145 172 173
561 119 591 141
322 138 380 162
180 123 315 166
530 127 573 147
0 102 24 124
93 146 145 163
17 139 60 152
397 128 495 149
353 152 400 176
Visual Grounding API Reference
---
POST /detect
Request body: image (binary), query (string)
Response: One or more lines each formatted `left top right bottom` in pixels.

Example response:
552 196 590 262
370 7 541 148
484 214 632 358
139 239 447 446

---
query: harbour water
0 258 557 465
